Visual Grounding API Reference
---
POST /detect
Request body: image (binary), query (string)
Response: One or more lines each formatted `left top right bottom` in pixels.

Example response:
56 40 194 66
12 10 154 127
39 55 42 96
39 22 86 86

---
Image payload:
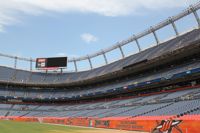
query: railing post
190 5 200 28
88 56 93 70
150 26 159 45
102 50 108 65
168 17 179 36
118 46 125 58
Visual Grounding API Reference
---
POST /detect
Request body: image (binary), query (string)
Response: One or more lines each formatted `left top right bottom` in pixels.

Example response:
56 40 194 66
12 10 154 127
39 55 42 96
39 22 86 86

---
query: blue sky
0 0 199 71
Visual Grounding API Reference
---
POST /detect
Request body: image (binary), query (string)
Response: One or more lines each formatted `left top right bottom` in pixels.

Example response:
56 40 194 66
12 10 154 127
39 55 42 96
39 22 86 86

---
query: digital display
36 57 67 68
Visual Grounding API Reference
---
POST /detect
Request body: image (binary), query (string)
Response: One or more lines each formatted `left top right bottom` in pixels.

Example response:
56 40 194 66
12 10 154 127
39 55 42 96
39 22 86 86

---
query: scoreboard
36 57 67 69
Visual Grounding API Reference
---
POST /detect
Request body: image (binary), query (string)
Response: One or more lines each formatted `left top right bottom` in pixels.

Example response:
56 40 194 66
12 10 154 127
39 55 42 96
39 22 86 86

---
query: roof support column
14 56 17 69
88 56 93 70
133 35 141 52
169 17 179 36
190 5 200 28
30 58 33 71
118 46 125 58
102 51 108 65
150 27 159 45
73 60 78 72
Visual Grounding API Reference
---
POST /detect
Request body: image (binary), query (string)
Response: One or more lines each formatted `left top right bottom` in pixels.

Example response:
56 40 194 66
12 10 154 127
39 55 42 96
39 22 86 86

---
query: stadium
0 1 200 133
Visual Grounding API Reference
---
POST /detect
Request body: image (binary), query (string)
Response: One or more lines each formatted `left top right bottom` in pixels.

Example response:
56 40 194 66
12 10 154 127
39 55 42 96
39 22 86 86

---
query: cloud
81 33 98 43
0 0 196 31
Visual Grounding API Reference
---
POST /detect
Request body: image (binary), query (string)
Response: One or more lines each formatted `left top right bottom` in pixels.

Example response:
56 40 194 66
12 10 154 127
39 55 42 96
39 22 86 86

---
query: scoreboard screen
36 57 67 69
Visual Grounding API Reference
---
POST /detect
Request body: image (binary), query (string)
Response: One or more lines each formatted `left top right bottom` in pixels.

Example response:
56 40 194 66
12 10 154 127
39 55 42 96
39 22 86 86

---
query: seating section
0 87 200 118
0 29 200 84
0 60 200 100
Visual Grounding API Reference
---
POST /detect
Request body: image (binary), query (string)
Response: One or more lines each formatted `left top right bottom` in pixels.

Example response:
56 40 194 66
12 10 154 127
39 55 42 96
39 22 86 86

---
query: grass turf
0 120 143 133
0 120 93 133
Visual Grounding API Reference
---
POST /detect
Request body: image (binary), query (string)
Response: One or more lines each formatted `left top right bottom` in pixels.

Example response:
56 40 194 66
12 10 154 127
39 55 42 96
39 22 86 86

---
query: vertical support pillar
133 35 141 52
30 58 32 71
73 60 78 72
14 57 17 69
169 17 179 36
88 56 93 70
190 5 200 28
118 46 125 58
150 26 159 45
102 50 108 65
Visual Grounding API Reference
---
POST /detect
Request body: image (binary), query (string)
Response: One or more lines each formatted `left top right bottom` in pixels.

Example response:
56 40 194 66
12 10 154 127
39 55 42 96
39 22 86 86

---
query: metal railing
0 2 200 72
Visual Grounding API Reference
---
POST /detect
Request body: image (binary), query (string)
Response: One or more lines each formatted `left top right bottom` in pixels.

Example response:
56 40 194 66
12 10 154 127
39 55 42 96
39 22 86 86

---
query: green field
0 120 143 133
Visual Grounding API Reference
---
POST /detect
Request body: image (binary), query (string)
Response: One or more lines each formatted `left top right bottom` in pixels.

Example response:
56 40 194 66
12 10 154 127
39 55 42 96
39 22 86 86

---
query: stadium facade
1 2 200 133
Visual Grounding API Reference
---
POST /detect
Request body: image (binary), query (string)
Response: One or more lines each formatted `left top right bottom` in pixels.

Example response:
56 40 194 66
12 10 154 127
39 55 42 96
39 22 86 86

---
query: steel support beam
190 5 200 28
30 58 33 71
118 46 125 58
88 56 93 69
150 27 159 45
73 60 78 72
102 51 108 65
169 17 179 36
14 57 17 69
133 35 141 52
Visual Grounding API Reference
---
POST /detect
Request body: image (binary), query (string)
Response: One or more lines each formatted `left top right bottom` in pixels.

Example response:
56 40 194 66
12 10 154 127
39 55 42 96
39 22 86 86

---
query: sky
0 0 199 71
